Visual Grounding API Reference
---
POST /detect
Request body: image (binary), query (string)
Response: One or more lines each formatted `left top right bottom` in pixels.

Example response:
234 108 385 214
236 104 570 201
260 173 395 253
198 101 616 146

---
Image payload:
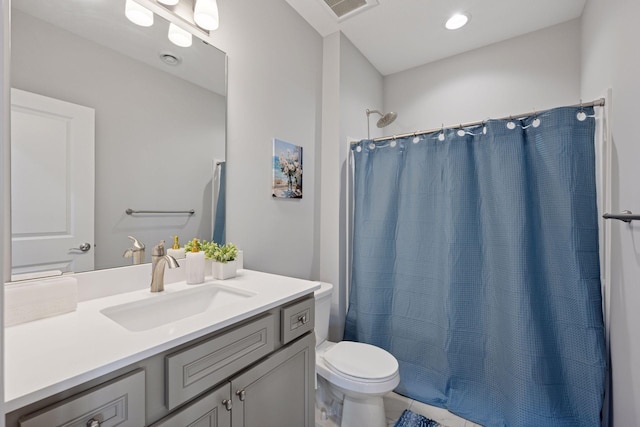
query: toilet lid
323 341 398 381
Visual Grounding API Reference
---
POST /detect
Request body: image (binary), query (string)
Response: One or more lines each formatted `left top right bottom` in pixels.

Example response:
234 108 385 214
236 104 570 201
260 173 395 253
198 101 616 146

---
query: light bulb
157 0 179 5
445 13 470 30
194 0 219 31
168 23 192 47
125 0 154 27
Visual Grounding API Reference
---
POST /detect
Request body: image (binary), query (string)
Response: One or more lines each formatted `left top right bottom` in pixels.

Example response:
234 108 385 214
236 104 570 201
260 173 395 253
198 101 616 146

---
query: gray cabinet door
151 383 231 427
231 333 314 427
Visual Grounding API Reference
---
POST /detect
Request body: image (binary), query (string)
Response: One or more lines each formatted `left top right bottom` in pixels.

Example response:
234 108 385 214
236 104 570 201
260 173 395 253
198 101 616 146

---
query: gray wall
383 19 581 133
320 32 384 340
582 0 640 424
207 0 323 279
12 11 225 270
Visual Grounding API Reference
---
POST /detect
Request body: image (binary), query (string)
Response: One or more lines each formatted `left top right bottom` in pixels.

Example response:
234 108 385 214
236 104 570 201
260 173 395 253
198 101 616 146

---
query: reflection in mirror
10 0 226 280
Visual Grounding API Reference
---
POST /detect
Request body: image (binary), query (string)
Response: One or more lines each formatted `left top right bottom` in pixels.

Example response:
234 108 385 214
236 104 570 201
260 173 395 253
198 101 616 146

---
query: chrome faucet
150 241 179 292
123 235 145 265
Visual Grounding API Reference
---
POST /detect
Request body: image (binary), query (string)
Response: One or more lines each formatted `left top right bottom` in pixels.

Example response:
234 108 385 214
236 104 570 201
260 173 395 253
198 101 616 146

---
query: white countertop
4 269 320 412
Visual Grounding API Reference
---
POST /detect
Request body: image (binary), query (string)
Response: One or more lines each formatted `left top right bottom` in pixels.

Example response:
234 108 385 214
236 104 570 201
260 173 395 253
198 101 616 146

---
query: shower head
366 109 399 138
376 111 397 128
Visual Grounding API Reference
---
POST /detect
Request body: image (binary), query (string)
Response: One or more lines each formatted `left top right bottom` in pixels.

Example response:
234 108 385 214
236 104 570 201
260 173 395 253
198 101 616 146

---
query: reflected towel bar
126 209 195 215
602 210 640 223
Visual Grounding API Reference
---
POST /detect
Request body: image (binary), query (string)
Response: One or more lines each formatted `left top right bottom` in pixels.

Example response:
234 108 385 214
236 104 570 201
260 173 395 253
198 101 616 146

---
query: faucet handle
152 240 166 257
127 235 145 250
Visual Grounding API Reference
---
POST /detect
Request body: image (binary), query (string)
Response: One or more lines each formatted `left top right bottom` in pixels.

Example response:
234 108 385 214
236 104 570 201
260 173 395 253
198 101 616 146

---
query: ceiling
13 0 226 96
285 0 587 76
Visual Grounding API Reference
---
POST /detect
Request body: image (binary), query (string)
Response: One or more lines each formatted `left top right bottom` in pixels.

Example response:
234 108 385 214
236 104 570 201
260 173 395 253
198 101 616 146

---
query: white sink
100 285 256 332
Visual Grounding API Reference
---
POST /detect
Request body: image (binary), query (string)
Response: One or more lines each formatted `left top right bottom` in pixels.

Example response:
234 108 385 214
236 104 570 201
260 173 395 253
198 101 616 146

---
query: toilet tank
314 282 333 346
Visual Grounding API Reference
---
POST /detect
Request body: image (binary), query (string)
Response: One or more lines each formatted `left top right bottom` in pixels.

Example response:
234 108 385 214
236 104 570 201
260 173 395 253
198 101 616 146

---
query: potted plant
204 242 238 279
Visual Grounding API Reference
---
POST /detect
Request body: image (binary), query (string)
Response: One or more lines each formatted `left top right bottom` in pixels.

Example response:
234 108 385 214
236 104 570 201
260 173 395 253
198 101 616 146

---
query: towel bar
602 210 640 223
126 209 195 215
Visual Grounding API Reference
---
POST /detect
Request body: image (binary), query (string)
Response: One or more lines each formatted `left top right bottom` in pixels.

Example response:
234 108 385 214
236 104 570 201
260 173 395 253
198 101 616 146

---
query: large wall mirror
9 0 227 280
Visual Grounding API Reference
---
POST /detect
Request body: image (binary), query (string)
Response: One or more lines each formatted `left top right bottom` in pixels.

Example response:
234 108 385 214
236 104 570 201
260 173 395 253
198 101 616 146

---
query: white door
11 88 95 277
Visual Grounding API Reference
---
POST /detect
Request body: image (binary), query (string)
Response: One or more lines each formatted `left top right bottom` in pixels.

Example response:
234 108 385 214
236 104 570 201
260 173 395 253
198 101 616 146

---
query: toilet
314 282 400 427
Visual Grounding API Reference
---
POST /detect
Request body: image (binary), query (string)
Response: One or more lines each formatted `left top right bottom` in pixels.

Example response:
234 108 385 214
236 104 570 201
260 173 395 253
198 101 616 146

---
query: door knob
222 399 232 411
236 389 246 401
70 243 91 252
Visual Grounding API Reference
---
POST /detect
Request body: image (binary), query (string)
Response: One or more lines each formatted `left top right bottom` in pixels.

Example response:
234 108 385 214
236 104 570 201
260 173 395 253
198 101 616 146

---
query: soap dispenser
167 235 186 259
186 238 205 284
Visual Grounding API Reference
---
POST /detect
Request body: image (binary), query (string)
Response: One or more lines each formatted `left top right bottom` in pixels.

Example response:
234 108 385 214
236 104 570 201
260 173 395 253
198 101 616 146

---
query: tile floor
315 392 483 427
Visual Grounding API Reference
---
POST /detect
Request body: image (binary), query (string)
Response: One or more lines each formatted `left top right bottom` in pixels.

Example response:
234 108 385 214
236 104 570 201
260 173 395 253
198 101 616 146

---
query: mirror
9 0 226 280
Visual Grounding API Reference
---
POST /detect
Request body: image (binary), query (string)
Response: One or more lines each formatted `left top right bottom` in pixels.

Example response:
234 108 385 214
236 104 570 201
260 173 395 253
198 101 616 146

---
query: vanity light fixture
194 0 220 31
445 12 470 30
125 0 154 27
168 23 193 47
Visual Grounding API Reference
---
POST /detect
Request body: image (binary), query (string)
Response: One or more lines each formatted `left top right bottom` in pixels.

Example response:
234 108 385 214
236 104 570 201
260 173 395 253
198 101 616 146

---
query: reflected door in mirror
11 89 95 278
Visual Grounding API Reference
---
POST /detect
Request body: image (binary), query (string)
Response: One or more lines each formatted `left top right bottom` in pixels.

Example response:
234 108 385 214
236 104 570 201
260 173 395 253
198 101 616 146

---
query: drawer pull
86 419 101 427
222 399 232 411
297 314 308 324
236 389 246 401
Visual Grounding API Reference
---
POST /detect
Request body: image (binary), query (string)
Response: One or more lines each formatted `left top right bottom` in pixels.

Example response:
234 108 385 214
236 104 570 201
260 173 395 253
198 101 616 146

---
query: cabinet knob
222 399 233 411
236 389 246 401
86 419 101 427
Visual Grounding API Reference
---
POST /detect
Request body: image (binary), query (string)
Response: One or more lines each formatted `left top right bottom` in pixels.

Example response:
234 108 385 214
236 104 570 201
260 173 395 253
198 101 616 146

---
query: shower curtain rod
355 98 606 144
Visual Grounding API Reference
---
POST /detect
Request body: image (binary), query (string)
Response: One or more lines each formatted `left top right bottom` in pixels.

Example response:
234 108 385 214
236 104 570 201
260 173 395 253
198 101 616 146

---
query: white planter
212 260 237 280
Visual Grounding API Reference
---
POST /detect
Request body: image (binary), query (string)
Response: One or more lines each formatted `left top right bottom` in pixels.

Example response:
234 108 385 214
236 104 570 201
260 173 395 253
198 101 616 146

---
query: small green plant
205 242 238 263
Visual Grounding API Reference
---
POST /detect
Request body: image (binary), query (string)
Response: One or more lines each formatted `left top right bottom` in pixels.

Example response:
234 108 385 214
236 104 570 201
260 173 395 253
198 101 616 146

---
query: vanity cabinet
5 294 315 427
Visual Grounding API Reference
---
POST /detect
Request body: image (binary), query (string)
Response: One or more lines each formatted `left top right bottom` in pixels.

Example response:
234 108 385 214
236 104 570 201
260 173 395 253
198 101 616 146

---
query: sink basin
100 285 256 332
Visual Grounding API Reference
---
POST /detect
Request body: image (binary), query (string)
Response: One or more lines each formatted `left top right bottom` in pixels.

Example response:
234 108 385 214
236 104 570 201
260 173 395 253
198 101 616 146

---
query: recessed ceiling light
445 13 470 30
159 52 182 66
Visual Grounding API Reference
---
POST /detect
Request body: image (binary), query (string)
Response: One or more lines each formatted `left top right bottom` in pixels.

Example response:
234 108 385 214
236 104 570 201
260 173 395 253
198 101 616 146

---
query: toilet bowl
314 282 399 427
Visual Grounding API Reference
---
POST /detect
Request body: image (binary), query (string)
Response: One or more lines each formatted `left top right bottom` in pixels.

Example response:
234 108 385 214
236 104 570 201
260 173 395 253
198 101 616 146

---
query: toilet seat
316 341 400 396
323 341 398 383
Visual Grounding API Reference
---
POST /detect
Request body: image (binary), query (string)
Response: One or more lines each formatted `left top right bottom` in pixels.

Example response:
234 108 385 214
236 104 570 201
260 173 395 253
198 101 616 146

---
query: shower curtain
344 106 606 426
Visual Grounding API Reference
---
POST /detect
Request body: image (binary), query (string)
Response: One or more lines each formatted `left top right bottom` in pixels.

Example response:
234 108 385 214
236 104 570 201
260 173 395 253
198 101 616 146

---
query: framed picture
272 138 303 199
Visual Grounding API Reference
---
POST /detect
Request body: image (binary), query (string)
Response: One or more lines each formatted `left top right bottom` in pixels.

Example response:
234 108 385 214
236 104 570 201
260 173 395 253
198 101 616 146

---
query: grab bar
602 210 640 223
126 208 195 215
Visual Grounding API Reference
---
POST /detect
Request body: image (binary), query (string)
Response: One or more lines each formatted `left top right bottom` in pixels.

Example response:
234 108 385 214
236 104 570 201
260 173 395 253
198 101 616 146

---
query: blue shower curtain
212 161 226 245
344 106 606 426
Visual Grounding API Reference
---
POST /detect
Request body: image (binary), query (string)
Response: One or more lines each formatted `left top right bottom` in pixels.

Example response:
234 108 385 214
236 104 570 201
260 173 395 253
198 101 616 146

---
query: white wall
383 19 582 134
320 32 383 340
12 11 225 271
582 0 640 425
205 0 323 280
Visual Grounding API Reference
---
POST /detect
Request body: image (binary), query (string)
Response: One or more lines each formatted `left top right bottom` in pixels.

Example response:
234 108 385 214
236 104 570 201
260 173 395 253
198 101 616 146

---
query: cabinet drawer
281 296 314 345
166 314 275 410
151 383 231 427
19 369 145 427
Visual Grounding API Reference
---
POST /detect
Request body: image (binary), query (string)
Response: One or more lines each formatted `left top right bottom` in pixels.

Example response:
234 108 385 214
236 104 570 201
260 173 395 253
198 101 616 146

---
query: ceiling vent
322 0 379 21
